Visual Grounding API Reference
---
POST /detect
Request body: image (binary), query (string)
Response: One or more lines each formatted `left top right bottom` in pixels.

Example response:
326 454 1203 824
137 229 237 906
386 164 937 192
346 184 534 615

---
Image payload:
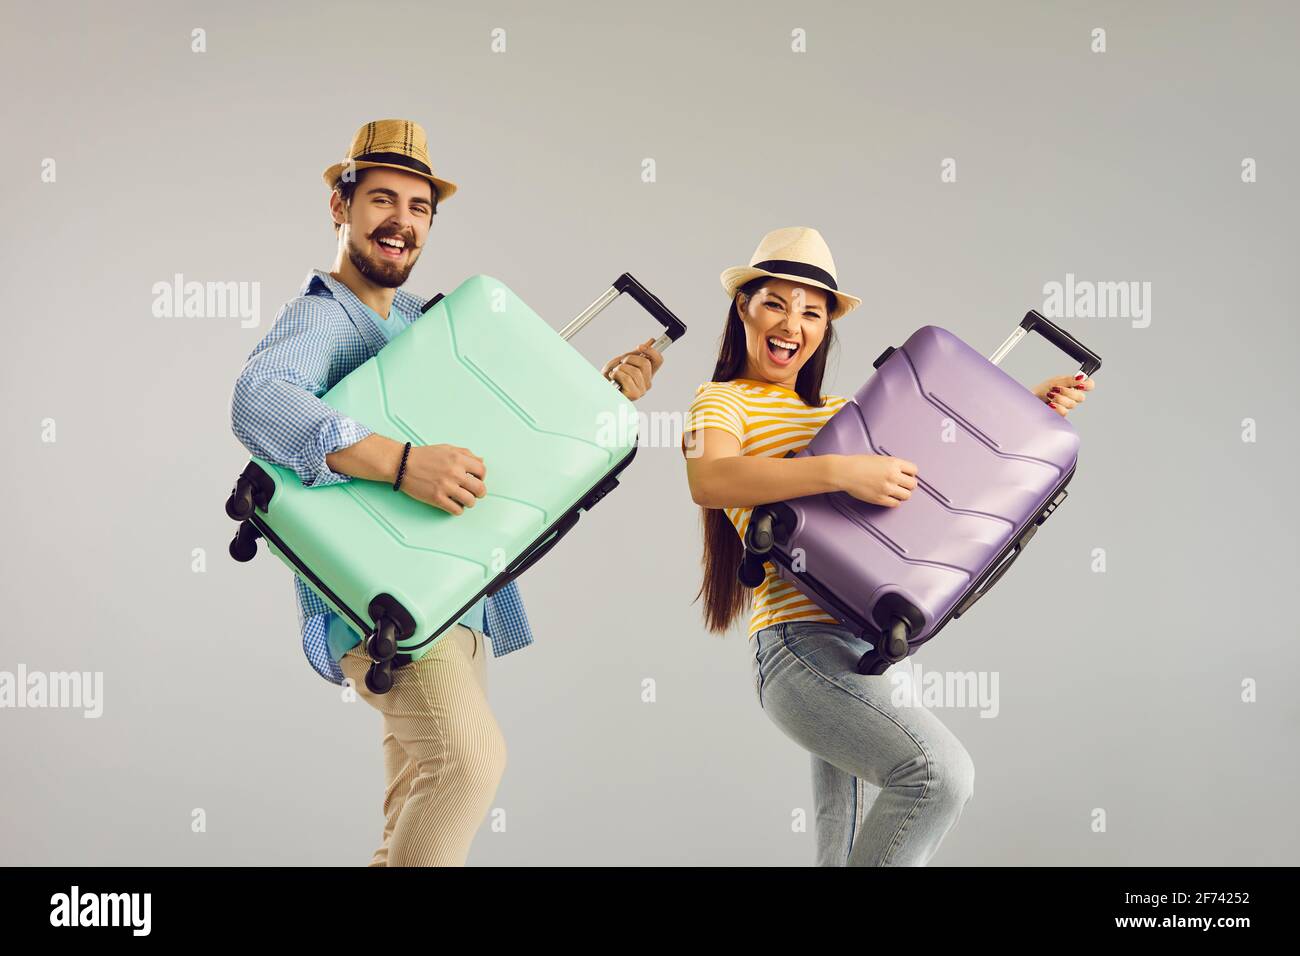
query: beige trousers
339 624 507 866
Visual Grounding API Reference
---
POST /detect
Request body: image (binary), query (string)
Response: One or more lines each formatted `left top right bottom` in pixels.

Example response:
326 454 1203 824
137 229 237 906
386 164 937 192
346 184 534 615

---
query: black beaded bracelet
393 441 413 491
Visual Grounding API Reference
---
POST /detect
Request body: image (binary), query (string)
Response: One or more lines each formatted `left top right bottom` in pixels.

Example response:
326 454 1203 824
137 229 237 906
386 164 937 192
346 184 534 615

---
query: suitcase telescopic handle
560 273 688 346
561 274 691 395
560 273 688 392
988 310 1103 376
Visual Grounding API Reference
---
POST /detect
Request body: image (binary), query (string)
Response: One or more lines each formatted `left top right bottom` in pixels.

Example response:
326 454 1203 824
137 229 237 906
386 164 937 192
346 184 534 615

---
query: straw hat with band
322 118 459 203
720 226 861 321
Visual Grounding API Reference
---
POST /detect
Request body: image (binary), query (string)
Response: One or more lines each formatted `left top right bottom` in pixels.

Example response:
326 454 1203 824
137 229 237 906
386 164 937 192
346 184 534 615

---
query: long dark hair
695 277 837 634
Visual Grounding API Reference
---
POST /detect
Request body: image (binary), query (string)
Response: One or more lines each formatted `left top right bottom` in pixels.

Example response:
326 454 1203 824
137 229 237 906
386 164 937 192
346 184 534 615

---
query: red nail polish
1074 374 1085 381
1050 386 1061 393
1047 402 1057 408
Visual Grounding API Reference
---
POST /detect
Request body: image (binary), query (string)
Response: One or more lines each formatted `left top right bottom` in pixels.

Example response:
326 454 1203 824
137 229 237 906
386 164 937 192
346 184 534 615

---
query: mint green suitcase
225 273 685 692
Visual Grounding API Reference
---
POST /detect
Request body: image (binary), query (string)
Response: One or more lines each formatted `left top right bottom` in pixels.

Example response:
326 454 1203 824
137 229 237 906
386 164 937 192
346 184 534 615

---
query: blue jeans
751 620 975 866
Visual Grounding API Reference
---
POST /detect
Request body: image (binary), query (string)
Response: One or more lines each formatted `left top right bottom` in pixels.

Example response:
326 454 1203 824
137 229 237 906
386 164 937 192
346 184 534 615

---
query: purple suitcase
737 310 1102 675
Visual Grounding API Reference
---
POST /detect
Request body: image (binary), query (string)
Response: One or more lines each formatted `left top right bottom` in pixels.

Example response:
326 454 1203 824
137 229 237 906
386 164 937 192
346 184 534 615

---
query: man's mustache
368 228 418 248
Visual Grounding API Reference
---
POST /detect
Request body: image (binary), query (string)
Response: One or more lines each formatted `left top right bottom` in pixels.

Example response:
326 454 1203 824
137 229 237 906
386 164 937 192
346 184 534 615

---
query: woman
681 227 1095 866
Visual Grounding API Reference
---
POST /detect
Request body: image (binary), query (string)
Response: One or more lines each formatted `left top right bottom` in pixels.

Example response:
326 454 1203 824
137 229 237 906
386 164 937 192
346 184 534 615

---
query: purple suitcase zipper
738 310 1102 675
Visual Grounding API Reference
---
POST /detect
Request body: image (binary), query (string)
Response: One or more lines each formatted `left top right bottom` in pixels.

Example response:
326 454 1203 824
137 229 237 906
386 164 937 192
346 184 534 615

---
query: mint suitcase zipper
226 273 686 693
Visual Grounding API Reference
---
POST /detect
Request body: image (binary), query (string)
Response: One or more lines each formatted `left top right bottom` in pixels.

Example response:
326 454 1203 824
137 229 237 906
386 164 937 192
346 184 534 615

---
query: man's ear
329 189 349 229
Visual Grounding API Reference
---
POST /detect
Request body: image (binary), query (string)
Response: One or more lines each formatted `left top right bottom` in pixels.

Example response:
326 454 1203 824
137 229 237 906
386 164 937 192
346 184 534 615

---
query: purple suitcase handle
1014 310 1102 376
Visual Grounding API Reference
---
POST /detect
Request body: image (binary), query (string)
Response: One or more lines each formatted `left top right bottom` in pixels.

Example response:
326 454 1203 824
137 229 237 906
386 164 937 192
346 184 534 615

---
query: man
229 119 662 866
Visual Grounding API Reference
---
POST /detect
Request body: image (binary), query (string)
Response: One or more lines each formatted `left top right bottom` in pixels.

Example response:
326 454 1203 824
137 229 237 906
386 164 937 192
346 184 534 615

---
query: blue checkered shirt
229 269 535 684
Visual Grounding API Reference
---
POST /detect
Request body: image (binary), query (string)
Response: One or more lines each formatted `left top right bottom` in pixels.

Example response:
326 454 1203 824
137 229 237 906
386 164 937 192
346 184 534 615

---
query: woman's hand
601 338 664 400
833 454 919 508
1032 373 1096 417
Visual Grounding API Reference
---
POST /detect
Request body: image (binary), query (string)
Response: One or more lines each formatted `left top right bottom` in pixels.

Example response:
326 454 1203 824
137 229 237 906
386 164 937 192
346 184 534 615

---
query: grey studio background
2 0 1296 866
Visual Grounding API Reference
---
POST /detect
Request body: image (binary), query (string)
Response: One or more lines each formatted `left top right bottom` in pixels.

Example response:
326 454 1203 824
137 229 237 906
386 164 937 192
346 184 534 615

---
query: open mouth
766 334 801 367
373 235 409 260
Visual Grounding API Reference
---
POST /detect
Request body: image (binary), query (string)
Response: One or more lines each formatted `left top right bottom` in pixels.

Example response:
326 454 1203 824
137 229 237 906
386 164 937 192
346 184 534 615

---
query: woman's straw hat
721 226 861 319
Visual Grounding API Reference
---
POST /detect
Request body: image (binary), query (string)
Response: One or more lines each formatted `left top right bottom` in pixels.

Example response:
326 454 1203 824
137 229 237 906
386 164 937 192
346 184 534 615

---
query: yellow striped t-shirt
682 378 849 638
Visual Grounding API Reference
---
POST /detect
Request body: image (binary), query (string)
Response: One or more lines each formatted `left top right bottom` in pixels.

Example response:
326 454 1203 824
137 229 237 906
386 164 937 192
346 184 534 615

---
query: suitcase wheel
228 521 260 562
856 654 892 677
366 618 399 663
747 510 776 553
882 618 910 662
737 552 767 588
857 616 912 674
225 480 255 521
737 508 777 586
225 465 275 520
365 661 394 695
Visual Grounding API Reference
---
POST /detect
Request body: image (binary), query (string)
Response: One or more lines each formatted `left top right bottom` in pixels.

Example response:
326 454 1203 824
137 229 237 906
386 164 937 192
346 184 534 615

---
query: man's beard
346 232 419 288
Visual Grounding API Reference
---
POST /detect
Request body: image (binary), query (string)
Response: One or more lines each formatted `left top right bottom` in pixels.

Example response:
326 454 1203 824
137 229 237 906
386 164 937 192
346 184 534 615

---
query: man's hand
400 444 487 515
601 338 664 400
325 435 487 515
